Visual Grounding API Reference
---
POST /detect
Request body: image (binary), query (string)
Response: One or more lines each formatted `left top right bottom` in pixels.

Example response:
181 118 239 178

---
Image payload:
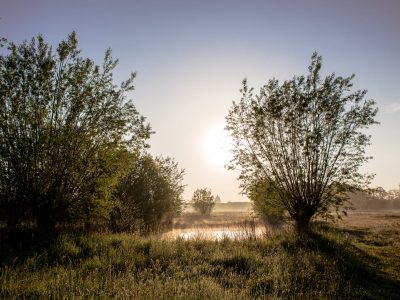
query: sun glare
203 125 232 167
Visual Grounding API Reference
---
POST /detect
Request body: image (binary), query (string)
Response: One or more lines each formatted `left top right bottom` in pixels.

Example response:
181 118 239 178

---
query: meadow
1 210 399 299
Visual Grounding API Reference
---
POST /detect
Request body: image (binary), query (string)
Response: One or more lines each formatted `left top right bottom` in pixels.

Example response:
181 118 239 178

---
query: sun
203 125 232 167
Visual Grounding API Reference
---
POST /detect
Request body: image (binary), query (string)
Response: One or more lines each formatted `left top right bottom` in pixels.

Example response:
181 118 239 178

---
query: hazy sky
2 0 400 201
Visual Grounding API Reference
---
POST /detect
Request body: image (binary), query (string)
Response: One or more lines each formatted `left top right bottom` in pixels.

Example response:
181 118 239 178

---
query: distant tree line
349 187 400 211
0 33 184 235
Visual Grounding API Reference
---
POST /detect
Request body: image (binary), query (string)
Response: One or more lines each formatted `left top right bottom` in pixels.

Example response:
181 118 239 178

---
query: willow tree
0 33 151 232
226 53 378 233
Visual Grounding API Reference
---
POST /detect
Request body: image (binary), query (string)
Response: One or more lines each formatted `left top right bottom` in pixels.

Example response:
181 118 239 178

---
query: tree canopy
226 53 378 233
192 188 215 216
0 32 151 232
111 154 185 233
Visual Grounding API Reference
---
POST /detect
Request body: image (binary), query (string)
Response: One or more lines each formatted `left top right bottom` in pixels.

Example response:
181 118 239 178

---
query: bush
248 179 285 230
111 154 185 234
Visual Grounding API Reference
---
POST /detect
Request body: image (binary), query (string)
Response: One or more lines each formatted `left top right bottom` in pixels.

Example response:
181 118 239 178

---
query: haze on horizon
2 0 400 202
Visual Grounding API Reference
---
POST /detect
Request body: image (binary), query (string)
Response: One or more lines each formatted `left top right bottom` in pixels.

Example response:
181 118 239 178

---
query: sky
1 0 400 201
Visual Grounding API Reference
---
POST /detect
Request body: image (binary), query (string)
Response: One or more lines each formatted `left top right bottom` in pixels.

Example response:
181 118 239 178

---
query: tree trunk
36 206 56 234
294 211 313 234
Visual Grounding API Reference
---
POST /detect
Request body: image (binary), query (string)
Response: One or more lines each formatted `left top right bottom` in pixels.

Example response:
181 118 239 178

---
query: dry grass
336 211 400 282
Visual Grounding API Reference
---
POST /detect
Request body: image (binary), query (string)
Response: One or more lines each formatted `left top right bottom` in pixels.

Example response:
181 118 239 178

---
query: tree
192 188 215 216
111 154 185 233
225 53 378 234
0 33 151 232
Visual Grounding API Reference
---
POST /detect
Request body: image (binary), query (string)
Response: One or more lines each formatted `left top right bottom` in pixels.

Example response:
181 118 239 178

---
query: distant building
215 194 221 203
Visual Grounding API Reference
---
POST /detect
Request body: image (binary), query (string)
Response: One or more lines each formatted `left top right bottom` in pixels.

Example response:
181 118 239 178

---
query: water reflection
164 227 265 240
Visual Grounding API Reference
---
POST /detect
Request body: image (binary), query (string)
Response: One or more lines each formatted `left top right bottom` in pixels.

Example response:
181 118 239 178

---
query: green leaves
56 31 78 61
0 33 151 231
192 188 215 216
112 154 185 233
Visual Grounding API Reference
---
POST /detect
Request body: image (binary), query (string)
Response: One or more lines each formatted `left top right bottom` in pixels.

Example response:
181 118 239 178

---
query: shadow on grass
1 229 49 264
0 228 95 268
281 224 400 299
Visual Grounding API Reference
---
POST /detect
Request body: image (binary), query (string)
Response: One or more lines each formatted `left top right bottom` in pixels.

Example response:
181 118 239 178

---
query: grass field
1 211 399 299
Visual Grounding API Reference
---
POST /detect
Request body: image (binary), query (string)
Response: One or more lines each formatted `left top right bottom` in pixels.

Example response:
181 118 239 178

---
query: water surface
164 226 265 240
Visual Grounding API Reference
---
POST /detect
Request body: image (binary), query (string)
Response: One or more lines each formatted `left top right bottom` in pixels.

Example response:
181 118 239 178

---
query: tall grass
1 221 399 299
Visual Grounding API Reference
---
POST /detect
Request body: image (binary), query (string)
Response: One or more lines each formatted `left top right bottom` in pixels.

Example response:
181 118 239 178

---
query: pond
163 226 266 240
